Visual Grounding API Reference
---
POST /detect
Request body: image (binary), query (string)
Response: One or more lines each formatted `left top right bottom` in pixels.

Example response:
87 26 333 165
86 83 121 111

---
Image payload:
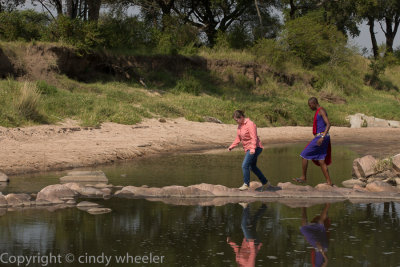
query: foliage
281 11 349 68
36 80 58 95
14 82 44 122
0 10 49 41
44 16 104 52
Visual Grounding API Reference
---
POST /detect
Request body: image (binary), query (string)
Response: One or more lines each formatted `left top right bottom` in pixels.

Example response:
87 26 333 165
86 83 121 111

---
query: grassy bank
0 43 400 128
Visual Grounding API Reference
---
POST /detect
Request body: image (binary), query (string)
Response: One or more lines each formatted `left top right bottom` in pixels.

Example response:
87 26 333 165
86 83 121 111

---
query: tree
377 0 400 54
0 0 25 12
356 0 379 58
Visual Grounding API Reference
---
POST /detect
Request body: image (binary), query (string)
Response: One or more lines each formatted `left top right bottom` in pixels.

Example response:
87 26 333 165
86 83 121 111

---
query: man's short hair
308 97 319 104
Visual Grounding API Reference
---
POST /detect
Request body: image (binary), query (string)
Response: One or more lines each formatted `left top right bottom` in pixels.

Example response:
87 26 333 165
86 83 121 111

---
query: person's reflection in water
300 203 330 267
227 203 266 267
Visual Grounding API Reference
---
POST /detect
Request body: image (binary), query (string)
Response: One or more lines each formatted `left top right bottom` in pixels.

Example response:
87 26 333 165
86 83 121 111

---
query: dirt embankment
0 43 312 88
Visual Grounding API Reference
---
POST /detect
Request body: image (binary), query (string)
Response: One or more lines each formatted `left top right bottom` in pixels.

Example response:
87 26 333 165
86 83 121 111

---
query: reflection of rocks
0 171 9 182
60 170 108 183
87 208 112 215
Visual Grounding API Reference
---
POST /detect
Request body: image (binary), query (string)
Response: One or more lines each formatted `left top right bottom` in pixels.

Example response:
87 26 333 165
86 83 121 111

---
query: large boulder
346 114 399 128
388 120 400 128
60 170 108 183
365 181 398 192
36 184 77 204
346 113 364 128
364 116 389 127
0 172 9 182
5 193 31 207
393 154 400 173
353 155 378 178
342 179 366 188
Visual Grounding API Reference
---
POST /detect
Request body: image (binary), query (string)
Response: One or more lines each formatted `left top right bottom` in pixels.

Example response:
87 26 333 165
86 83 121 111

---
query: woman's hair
233 110 245 119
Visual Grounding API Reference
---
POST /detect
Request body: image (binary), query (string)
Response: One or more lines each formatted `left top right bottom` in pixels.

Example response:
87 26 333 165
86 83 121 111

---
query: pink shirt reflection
228 238 262 267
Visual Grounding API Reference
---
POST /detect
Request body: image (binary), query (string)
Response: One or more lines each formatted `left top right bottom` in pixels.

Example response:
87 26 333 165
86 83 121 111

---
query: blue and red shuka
300 107 332 166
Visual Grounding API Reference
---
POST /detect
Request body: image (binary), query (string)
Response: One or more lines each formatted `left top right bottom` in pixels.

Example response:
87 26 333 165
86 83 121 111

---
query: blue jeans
241 204 267 243
242 147 268 186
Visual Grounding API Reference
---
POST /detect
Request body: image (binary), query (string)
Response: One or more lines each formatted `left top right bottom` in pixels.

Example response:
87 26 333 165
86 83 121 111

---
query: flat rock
77 201 99 207
36 184 77 204
87 208 112 215
366 181 399 193
5 193 31 207
342 179 366 188
0 172 9 182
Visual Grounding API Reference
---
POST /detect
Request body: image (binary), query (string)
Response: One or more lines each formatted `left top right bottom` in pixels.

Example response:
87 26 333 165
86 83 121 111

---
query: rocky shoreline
1 168 400 217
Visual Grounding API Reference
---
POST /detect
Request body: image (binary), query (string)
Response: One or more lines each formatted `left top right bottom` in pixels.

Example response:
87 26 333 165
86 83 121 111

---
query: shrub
44 16 104 52
15 82 42 121
281 11 348 68
251 38 288 67
0 10 49 41
36 80 58 95
173 75 202 95
98 15 153 50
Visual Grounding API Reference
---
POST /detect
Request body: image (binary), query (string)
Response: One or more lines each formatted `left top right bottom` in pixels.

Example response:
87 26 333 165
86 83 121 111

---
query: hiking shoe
260 182 271 192
239 183 249 191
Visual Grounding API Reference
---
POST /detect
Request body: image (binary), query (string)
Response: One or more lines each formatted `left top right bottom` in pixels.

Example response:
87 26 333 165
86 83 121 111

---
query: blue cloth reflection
300 203 330 267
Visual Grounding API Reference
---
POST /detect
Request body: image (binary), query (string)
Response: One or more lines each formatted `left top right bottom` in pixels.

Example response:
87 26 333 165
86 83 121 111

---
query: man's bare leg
293 158 308 183
318 160 333 185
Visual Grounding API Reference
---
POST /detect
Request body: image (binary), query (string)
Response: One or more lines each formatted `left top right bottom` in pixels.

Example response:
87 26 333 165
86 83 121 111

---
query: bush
251 38 288 67
36 80 58 95
98 15 153 50
44 16 104 52
0 10 49 41
281 11 348 68
15 82 42 121
173 75 202 95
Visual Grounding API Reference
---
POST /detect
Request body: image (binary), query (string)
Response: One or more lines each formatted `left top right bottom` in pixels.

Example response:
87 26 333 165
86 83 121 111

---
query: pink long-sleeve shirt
229 118 263 153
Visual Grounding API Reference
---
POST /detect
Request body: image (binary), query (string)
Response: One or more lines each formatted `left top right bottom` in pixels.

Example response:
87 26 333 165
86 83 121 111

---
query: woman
228 110 271 191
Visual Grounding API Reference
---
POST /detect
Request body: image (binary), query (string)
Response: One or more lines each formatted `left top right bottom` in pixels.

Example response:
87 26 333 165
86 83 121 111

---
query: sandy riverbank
1 118 399 175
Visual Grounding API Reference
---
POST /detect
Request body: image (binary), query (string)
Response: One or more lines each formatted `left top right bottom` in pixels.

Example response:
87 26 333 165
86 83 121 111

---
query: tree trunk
384 17 400 55
66 0 79 19
368 16 379 59
206 26 217 47
52 0 63 16
289 0 297 20
87 0 101 21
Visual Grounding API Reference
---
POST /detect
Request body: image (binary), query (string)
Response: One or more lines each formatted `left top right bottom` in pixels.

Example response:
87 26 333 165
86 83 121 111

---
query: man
293 97 333 186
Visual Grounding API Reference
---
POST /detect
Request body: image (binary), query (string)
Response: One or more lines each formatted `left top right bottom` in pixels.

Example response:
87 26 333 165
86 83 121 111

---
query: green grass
1 42 400 128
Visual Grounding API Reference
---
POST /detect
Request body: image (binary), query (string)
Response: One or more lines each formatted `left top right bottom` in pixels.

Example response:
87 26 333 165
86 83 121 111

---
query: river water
0 144 399 266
